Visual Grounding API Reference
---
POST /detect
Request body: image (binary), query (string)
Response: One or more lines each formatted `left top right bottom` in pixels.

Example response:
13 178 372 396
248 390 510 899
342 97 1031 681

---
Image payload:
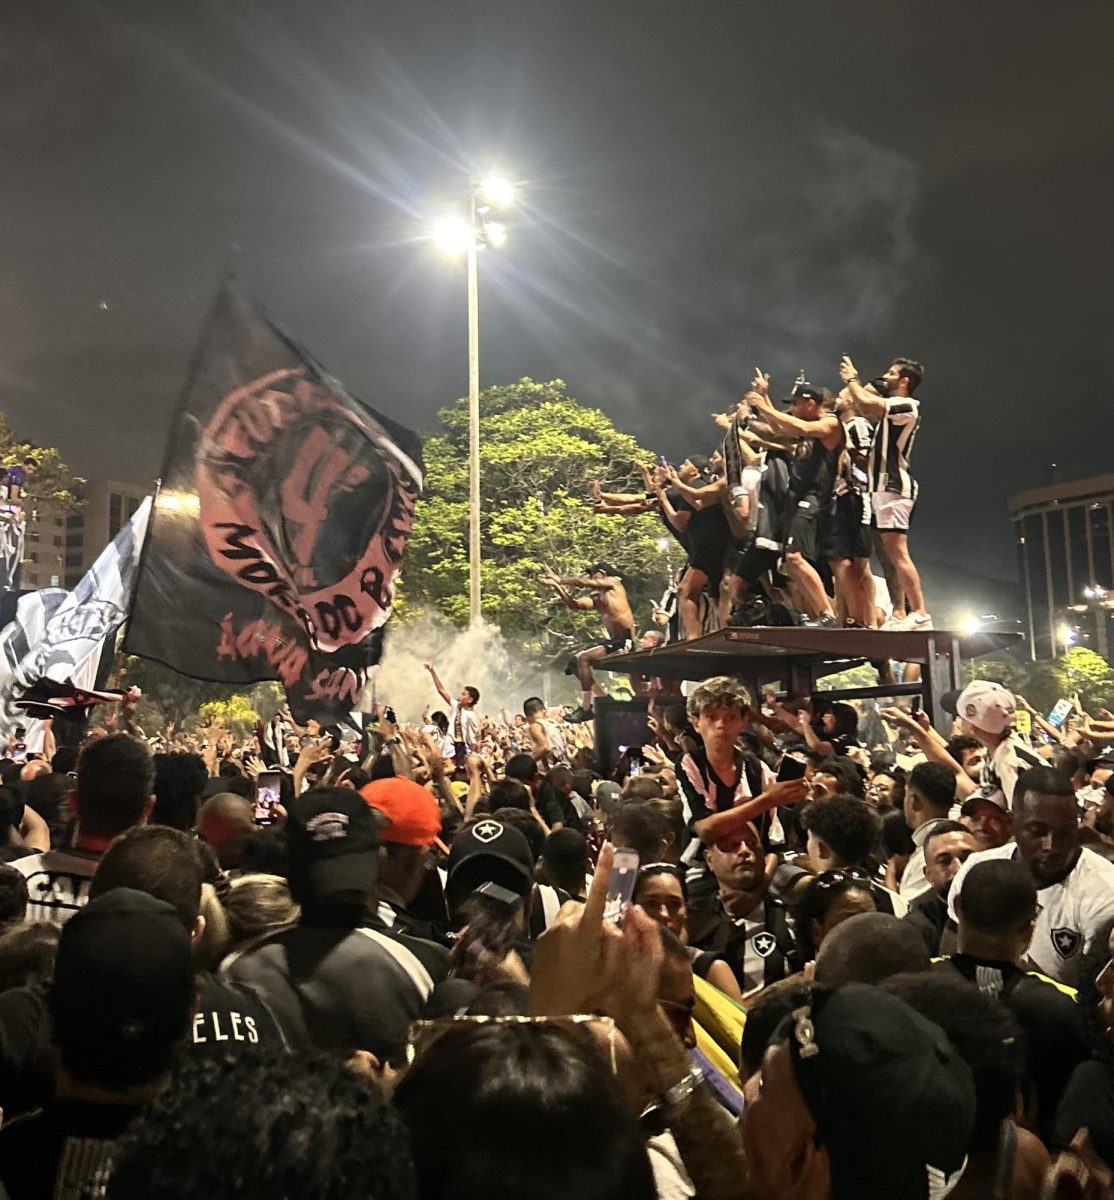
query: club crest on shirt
1051 927 1081 960
752 931 778 959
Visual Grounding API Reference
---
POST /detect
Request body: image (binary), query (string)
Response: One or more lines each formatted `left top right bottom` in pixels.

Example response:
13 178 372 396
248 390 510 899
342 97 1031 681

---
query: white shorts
871 489 917 532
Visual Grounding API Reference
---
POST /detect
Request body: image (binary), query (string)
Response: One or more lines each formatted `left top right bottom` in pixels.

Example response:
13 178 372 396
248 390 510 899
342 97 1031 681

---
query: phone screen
1047 699 1073 729
604 848 640 924
254 770 282 826
777 754 807 782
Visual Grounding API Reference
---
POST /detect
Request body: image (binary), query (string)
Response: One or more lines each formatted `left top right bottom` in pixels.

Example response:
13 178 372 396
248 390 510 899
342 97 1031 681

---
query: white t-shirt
12 850 99 926
449 701 480 751
948 843 1114 985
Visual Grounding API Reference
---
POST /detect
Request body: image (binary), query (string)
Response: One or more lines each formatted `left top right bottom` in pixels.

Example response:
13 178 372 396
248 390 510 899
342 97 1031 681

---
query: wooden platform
597 626 1024 734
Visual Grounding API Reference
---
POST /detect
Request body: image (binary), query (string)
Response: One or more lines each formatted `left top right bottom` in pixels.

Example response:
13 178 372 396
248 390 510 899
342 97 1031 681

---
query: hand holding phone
254 770 282 826
604 848 640 925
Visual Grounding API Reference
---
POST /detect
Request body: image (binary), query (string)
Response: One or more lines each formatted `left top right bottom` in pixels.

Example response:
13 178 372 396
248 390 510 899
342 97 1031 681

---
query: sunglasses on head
814 867 873 889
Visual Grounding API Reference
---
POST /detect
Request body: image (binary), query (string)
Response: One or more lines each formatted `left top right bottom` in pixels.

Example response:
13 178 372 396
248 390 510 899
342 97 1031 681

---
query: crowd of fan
2 667 1114 1198
591 356 930 641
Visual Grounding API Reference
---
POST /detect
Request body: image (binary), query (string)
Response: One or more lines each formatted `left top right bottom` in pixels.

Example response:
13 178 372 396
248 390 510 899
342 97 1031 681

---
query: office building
1009 473 1114 662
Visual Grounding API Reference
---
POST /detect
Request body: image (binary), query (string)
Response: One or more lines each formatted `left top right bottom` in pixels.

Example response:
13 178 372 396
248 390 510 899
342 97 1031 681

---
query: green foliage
964 650 1114 713
403 379 672 657
197 693 262 738
116 655 284 734
0 410 83 513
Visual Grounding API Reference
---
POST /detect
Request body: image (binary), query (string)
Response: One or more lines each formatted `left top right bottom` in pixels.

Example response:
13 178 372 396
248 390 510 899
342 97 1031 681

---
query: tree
0 410 83 513
197 693 262 738
402 379 672 657
114 654 284 734
1050 647 1114 712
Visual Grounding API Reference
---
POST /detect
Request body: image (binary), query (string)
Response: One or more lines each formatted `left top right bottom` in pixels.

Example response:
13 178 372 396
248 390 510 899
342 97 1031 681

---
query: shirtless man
541 563 636 722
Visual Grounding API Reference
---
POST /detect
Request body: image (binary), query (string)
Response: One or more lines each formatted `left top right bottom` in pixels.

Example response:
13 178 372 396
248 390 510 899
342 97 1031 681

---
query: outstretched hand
839 354 858 384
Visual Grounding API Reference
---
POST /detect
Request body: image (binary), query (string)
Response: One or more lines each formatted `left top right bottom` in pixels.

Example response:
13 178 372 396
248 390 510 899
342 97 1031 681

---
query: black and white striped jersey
867 397 920 497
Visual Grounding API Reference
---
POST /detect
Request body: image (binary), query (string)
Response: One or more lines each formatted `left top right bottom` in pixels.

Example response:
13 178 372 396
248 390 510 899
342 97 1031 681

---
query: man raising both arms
541 563 635 722
840 354 929 629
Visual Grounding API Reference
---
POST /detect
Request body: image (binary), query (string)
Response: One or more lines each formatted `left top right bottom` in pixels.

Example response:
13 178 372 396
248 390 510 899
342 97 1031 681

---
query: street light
432 173 516 625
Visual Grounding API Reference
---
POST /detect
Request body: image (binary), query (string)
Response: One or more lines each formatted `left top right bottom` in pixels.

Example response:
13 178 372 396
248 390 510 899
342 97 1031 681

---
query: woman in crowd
632 863 743 1000
791 869 881 968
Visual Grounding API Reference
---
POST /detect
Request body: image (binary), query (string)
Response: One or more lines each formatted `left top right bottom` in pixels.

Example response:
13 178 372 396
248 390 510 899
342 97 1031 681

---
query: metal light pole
466 191 482 624
432 174 515 627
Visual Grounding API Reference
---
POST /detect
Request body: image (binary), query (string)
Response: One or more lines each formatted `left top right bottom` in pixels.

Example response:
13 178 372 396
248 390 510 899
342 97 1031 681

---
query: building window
109 494 123 538
126 495 140 520
52 536 62 547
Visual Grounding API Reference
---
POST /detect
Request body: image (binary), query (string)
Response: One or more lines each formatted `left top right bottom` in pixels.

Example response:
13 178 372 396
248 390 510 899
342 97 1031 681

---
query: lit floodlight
1059 623 1076 646
960 615 982 637
432 216 475 257
477 174 516 209
1084 586 1096 600
484 221 508 249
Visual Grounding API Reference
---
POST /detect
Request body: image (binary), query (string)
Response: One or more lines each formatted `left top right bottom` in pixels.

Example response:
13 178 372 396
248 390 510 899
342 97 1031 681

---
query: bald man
198 793 257 870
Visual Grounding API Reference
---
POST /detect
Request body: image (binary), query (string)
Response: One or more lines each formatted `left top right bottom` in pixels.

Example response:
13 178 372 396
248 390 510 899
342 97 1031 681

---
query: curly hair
686 676 751 721
105 1053 416 1200
801 795 880 867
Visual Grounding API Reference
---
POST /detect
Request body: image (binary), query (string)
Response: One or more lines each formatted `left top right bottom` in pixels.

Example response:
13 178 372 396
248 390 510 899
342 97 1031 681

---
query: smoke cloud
368 615 568 724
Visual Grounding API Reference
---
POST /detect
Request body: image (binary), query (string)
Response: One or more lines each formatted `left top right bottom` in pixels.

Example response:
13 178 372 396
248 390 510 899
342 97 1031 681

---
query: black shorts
821 492 872 561
783 496 824 564
687 545 727 596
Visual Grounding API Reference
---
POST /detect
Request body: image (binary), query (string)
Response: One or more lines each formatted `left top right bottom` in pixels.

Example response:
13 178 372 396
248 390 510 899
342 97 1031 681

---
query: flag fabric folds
123 282 423 724
0 496 151 740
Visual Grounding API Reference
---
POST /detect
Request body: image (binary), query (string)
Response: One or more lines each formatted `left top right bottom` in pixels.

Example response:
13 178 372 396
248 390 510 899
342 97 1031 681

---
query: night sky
3 0 1112 585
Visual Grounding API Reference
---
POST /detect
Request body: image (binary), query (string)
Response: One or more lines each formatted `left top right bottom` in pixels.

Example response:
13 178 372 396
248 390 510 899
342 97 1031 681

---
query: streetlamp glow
484 221 508 249
478 174 515 209
959 615 982 637
433 216 475 257
1059 623 1076 646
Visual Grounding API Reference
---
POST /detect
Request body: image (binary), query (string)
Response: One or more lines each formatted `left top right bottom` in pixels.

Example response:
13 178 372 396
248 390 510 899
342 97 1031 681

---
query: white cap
954 680 1016 736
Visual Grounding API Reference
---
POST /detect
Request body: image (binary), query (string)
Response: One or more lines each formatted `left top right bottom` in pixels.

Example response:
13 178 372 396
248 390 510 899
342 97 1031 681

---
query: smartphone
604 847 640 925
1014 710 1032 736
1047 698 1073 729
776 754 807 782
254 770 282 826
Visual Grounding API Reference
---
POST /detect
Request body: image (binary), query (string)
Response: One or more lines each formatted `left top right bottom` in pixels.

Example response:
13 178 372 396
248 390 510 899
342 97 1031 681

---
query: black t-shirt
904 890 949 955
933 954 1088 1138
1055 1059 1114 1161
674 494 730 559
0 1097 142 1200
658 488 692 554
689 893 793 998
0 973 287 1121
538 780 582 832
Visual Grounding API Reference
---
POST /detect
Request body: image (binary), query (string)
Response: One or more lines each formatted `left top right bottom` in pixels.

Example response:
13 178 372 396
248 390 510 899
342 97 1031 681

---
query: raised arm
839 355 887 420
421 662 453 706
879 707 976 799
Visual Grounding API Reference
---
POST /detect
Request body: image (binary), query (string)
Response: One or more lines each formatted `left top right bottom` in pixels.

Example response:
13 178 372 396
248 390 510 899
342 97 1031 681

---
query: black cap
790 383 824 403
48 889 194 1058
286 788 381 902
939 688 961 716
447 819 534 908
783 984 975 1200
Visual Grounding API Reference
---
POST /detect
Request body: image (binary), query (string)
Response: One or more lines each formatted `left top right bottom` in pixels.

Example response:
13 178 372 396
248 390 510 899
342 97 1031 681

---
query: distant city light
155 490 200 517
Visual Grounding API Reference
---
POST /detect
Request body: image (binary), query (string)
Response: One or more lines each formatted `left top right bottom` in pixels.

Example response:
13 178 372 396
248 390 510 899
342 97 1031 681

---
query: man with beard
903 820 978 954
840 354 930 629
947 765 1114 985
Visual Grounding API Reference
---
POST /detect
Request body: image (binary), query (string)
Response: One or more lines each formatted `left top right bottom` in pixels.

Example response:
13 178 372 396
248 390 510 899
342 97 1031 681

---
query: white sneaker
887 612 933 631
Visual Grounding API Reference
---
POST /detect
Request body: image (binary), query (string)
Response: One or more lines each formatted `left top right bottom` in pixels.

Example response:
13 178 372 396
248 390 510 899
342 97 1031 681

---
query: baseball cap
360 777 443 848
48 889 194 1064
447 819 535 908
285 787 381 901
952 679 1016 736
595 780 622 815
790 383 824 403
959 790 1009 815
783 984 975 1200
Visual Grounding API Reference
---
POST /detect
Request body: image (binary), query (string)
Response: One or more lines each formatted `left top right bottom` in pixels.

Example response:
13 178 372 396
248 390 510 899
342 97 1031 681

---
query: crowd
587 355 928 649
1 656 1114 1199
